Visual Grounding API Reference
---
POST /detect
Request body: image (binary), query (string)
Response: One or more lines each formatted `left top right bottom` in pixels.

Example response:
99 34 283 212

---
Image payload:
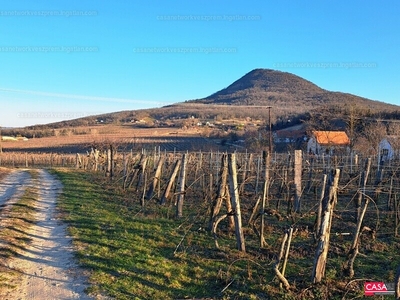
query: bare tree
343 104 364 151
387 121 400 136
359 121 387 155
304 111 332 132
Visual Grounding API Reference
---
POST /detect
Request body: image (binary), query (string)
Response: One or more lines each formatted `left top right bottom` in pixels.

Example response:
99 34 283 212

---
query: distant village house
1 136 29 142
307 131 350 155
273 130 306 144
379 136 400 162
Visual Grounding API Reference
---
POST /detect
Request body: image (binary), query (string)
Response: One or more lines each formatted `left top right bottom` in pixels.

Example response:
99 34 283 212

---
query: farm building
378 136 400 161
1 136 18 141
1 136 28 141
307 131 350 155
273 130 307 144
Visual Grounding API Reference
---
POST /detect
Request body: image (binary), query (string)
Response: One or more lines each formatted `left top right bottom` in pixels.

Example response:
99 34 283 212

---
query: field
48 151 399 299
1 125 234 154
1 127 400 299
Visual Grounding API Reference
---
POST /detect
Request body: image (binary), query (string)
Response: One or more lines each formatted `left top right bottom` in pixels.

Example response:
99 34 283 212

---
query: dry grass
0 167 11 180
1 125 208 153
0 170 39 294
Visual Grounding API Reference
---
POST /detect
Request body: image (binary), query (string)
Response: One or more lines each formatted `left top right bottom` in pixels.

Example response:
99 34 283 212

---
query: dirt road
0 169 94 300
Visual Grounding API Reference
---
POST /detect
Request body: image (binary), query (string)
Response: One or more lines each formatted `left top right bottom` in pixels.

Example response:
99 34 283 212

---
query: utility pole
267 107 272 153
0 126 2 154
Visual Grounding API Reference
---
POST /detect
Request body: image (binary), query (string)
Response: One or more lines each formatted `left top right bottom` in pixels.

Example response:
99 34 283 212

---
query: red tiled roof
312 131 350 145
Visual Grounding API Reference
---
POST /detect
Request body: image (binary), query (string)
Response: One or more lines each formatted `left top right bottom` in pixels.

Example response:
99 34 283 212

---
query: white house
379 136 400 161
1 136 28 142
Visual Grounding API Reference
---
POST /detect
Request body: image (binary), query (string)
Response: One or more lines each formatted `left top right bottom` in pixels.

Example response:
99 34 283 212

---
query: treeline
2 127 92 139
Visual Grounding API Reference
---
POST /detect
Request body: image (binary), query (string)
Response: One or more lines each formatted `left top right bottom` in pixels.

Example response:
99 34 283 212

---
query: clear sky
0 0 399 127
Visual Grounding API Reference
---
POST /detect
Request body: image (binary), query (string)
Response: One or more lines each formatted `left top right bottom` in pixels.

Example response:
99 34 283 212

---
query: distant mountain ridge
196 68 325 105
188 69 397 115
12 68 400 131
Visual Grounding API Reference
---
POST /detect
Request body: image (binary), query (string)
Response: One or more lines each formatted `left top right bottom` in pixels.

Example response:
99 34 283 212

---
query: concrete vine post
176 154 187 218
294 150 302 213
106 144 113 178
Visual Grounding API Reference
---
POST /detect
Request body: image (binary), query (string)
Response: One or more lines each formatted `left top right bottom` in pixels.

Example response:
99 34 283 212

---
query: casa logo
364 282 395 296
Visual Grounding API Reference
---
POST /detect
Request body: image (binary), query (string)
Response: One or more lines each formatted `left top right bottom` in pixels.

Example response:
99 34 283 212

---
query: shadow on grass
0 246 20 259
52 172 234 299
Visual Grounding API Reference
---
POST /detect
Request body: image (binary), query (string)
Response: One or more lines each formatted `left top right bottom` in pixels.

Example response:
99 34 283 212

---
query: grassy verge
53 169 400 300
53 169 279 299
0 170 39 290
0 167 11 181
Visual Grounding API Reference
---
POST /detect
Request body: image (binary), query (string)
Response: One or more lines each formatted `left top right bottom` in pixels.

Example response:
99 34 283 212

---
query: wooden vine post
345 158 371 278
395 194 399 237
209 155 232 248
311 168 340 283
145 155 165 200
176 154 187 218
76 153 82 169
122 152 128 189
273 227 293 290
294 150 302 213
91 147 99 171
160 159 181 205
395 265 400 299
209 154 228 231
315 174 327 241
345 195 370 278
127 153 146 189
260 150 270 247
228 153 246 252
136 155 148 192
355 158 371 222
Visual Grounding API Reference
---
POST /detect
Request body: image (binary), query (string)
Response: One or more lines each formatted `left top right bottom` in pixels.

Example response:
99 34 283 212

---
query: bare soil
0 169 95 300
1 126 205 153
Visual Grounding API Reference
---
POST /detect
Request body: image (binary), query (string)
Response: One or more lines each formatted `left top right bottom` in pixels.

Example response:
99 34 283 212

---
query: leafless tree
359 121 387 155
343 104 364 151
387 121 400 136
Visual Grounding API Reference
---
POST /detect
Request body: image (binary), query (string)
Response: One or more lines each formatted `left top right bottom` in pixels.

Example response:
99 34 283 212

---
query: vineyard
1 147 400 298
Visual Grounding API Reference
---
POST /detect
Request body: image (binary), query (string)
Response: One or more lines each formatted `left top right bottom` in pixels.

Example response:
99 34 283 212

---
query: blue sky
0 0 399 127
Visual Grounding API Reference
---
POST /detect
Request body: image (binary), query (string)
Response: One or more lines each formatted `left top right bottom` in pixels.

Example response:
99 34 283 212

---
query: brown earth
1 126 222 154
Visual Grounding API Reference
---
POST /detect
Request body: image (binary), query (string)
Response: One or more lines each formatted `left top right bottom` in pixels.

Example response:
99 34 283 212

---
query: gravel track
0 169 94 300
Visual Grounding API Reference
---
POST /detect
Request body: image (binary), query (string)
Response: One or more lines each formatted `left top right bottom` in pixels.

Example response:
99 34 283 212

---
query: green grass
0 170 39 253
52 169 400 300
54 170 273 299
0 170 39 290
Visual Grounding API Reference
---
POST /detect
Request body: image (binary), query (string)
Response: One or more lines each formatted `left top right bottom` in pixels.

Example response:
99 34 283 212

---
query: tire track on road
0 169 31 209
0 169 94 300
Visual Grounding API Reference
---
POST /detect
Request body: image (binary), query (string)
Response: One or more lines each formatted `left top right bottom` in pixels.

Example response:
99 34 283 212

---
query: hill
5 68 400 135
192 68 325 105
3 68 400 155
187 68 399 119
